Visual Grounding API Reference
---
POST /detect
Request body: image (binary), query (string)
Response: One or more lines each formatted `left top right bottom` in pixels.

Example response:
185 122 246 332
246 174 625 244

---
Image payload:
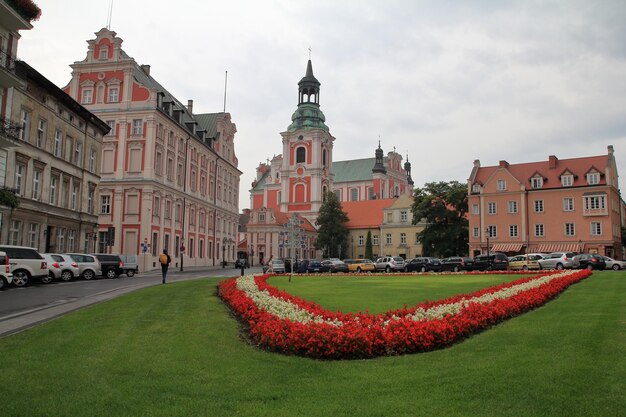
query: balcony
0 49 23 89
0 116 21 147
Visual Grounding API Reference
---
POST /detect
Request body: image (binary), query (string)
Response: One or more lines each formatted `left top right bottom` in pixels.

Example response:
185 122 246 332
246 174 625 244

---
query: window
591 222 602 235
488 202 496 214
472 204 479 215
73 141 83 166
534 200 544 213
189 208 195 225
49 176 58 205
561 175 573 187
106 120 115 136
99 45 109 60
400 211 408 222
155 151 163 176
473 227 479 238
71 184 79 210
565 223 575 236
563 198 574 211
497 179 506 191
167 157 174 180
19 109 30 141
165 200 171 219
100 195 111 214
9 220 21 245
14 163 25 195
132 119 143 135
400 233 406 244
472 184 481 193
358 235 364 246
175 203 182 221
509 225 518 237
32 170 41 200
88 189 94 214
108 87 119 103
368 187 375 200
373 235 379 245
36 119 47 148
53 130 63 157
322 149 327 166
67 229 76 252
535 224 544 237
81 89 93 104
153 196 160 217
386 212 393 223
508 201 518 214
587 172 600 185
334 189 341 201
386 234 392 245
487 225 497 238
584 195 606 210
296 147 306 164
28 223 38 249
350 188 359 201
531 177 543 189
89 149 97 173
258 213 265 224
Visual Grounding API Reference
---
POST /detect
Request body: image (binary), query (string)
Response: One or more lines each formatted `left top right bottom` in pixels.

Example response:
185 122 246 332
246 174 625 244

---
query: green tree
315 192 349 258
412 181 468 258
365 230 373 260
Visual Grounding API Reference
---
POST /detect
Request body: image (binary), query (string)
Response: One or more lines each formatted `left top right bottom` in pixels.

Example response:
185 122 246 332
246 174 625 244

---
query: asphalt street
0 264 264 338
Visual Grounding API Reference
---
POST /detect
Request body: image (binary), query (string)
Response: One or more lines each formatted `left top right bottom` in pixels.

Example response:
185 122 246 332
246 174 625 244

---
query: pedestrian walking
159 249 171 284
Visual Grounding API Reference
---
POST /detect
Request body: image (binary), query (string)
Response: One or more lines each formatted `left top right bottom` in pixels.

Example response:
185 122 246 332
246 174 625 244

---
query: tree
315 192 349 258
412 181 468 258
365 230 373 260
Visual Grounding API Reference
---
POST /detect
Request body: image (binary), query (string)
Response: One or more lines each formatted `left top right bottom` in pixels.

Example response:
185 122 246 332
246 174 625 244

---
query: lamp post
93 227 98 253
485 227 491 269
578 239 583 254
249 246 254 267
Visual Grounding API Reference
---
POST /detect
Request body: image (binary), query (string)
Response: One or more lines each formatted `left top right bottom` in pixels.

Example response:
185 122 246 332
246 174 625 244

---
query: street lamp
578 239 583 254
485 227 491 269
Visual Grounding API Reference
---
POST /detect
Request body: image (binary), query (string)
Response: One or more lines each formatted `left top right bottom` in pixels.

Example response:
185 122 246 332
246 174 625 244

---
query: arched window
296 147 306 164
322 149 327 167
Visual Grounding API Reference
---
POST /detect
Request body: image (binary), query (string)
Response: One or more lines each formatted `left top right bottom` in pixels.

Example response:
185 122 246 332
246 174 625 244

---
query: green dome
287 102 329 132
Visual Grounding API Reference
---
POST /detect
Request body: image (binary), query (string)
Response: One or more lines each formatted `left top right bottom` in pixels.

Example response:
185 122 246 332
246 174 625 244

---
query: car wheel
0 277 6 290
40 273 54 284
385 266 391 273
556 263 564 270
357 267 362 273
586 264 593 271
612 264 620 271
61 270 73 282
82 270 95 280
12 270 30 287
126 270 135 277
420 266 426 273
522 265 528 271
106 269 117 279
453 266 459 272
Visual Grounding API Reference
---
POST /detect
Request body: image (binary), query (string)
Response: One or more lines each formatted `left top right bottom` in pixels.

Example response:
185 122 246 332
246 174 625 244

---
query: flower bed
218 270 591 359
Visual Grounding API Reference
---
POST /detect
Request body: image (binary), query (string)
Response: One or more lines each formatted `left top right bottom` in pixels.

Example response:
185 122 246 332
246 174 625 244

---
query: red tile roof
341 199 396 229
274 211 317 232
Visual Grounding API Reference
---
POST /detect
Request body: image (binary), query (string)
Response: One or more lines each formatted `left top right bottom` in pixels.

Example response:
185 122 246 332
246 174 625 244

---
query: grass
0 271 624 417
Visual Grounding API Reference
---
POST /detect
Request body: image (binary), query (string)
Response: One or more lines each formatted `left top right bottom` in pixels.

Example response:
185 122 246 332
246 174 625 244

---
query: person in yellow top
159 249 171 284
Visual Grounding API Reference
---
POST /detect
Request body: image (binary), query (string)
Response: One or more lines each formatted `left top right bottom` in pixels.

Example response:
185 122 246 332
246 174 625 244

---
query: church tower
279 60 335 222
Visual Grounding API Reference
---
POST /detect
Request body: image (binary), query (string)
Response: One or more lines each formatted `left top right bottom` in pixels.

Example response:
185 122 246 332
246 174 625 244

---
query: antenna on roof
106 0 114 30
223 70 228 113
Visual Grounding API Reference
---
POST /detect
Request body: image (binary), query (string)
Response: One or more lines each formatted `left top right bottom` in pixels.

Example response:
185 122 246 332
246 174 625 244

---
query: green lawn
0 272 624 417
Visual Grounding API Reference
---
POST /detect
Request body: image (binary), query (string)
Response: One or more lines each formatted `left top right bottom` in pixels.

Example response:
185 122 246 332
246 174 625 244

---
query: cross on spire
308 46 312 60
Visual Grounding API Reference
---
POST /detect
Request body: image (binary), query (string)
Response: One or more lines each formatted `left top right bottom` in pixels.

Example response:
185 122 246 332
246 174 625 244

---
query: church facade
246 60 414 264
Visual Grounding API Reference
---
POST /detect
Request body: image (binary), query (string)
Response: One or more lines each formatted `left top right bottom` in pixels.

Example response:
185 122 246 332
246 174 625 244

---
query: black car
295 259 327 273
235 258 250 268
405 257 442 272
473 253 509 271
92 254 124 278
572 253 606 270
321 259 349 273
440 257 476 272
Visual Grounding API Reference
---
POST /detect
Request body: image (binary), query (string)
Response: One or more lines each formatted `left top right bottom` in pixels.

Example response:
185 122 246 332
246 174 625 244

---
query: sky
17 0 626 210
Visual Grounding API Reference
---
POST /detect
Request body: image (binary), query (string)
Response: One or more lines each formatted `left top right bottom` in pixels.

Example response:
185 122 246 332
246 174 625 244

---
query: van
0 245 48 287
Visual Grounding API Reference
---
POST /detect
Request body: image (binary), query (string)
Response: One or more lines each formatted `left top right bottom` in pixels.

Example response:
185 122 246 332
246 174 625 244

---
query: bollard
240 264 245 276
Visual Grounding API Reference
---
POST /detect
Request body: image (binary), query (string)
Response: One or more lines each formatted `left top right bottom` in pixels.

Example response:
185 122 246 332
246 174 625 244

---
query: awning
532 243 581 253
490 243 524 252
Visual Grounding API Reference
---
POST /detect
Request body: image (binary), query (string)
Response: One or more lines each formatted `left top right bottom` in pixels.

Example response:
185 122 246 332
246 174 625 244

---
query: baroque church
245 60 414 265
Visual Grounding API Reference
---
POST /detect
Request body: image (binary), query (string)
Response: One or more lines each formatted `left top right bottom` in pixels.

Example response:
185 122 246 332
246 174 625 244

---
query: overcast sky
18 0 626 210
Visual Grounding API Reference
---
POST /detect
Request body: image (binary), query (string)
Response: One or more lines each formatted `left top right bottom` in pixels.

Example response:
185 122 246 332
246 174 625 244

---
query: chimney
608 145 614 155
549 155 558 169
473 159 481 168
499 160 509 168
141 64 151 75
187 99 193 114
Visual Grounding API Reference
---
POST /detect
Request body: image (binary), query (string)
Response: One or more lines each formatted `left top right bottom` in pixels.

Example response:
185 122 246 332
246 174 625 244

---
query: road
0 265 264 338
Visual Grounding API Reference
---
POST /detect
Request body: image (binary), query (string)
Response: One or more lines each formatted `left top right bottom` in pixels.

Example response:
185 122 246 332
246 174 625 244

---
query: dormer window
531 177 543 189
561 174 573 187
472 184 481 193
497 179 507 191
99 45 109 60
587 172 600 185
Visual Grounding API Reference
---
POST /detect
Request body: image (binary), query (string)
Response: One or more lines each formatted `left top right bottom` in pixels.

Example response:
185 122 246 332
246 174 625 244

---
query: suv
572 253 606 270
0 245 48 287
0 251 13 290
375 256 407 272
440 257 475 272
538 252 576 270
65 253 102 280
118 254 139 277
93 254 124 278
473 253 509 271
406 257 442 272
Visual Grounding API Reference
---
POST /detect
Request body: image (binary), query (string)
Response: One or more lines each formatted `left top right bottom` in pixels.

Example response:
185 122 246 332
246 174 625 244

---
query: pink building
468 146 622 258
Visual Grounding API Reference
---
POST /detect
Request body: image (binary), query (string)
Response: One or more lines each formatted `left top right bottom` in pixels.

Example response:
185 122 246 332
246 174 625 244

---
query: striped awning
529 243 581 253
490 243 524 252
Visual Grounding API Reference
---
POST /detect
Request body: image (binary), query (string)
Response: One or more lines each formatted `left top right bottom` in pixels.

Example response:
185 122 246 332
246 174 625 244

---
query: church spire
372 141 387 174
404 153 414 185
298 59 320 106
287 59 328 132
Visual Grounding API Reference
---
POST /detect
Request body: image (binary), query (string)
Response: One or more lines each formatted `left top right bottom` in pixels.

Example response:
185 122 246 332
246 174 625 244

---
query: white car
43 254 81 282
600 256 626 271
0 251 13 290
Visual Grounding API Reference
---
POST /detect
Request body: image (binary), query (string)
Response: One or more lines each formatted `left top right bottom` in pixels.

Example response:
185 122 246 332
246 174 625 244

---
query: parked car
43 253 80 282
346 259 376 273
321 259 349 273
572 253 606 270
0 245 49 287
296 259 326 273
473 252 509 271
93 254 124 278
537 252 576 270
375 256 406 272
599 256 626 270
508 254 543 271
0 251 13 290
405 257 442 272
440 257 476 272
266 259 286 273
235 258 250 269
65 253 102 280
117 254 139 277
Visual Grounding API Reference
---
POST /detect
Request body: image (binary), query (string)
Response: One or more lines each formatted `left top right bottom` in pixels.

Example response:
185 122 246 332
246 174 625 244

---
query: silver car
65 253 102 280
537 252 576 270
268 259 286 273
600 256 626 270
43 253 81 282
